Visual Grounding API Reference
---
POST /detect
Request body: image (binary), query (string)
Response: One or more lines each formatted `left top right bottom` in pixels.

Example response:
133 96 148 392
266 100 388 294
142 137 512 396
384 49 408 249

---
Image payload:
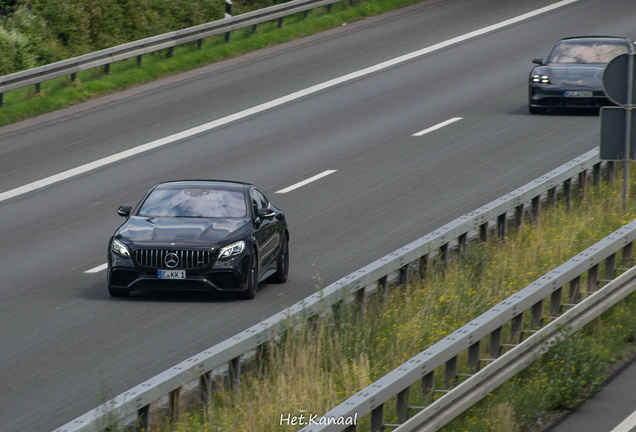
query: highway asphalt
1 0 635 430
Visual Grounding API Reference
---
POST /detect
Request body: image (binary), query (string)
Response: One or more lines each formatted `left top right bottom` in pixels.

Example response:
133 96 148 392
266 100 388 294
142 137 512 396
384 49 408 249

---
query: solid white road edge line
0 0 580 205
610 409 636 432
85 263 108 274
413 117 463 136
276 170 337 194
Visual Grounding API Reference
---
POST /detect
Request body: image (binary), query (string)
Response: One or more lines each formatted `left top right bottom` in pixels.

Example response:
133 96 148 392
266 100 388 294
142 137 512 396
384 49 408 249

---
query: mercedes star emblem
165 253 179 268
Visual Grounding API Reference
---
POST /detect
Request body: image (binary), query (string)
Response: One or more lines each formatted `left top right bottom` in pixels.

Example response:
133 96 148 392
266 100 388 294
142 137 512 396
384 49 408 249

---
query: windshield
138 187 247 218
547 41 629 64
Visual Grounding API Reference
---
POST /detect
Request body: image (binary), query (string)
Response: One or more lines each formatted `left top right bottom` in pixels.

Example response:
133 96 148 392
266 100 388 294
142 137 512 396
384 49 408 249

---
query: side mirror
117 205 131 218
258 208 276 220
532 57 543 65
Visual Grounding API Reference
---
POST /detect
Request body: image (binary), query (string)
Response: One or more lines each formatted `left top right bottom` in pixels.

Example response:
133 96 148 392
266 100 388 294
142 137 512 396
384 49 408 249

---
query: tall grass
142 171 636 432
0 0 427 127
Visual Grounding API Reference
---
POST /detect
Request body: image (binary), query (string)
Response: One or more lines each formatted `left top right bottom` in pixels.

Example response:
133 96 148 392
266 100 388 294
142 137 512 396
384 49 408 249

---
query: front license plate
564 91 593 97
158 270 186 279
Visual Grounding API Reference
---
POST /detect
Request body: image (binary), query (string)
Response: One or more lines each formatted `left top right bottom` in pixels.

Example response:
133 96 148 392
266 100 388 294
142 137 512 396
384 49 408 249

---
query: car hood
535 64 606 89
119 216 251 246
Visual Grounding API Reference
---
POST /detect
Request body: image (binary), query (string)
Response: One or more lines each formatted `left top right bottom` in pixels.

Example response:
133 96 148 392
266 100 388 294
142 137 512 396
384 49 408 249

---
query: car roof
154 180 253 191
558 36 632 44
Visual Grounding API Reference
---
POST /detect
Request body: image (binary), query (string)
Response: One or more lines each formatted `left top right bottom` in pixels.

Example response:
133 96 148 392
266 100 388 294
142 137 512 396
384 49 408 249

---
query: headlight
532 74 550 84
218 241 245 259
112 239 131 258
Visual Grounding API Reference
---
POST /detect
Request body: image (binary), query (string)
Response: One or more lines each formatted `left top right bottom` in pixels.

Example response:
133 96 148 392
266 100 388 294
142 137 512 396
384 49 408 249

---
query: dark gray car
528 36 634 114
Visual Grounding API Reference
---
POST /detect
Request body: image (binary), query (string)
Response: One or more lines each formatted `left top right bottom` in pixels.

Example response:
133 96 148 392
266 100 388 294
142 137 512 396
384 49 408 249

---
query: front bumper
108 249 250 292
529 85 613 109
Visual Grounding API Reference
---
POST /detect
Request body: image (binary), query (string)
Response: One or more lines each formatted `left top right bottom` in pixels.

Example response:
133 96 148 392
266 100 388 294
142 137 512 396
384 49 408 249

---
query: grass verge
113 168 636 432
0 0 427 128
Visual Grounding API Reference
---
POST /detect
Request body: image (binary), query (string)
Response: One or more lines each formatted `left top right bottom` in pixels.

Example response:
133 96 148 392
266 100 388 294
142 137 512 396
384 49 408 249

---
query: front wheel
238 252 258 300
529 105 547 114
108 287 130 298
269 234 289 284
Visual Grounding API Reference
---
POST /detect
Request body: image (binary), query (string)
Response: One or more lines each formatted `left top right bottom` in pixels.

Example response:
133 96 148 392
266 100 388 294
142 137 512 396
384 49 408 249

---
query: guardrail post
137 405 149 432
199 371 211 406
511 313 523 343
278 17 284 28
569 276 581 304
468 341 480 372
480 222 488 243
167 47 173 58
169 387 181 421
563 178 572 207
458 233 467 253
0 93 3 107
419 255 428 280
400 265 409 289
588 264 599 291
440 243 448 268
605 253 616 280
104 63 110 74
345 424 358 432
421 371 434 402
327 4 332 12
531 300 542 327
229 356 241 393
370 403 384 432
304 10 308 18
531 196 540 221
515 204 524 227
197 39 203 50
396 387 410 423
578 170 587 199
548 186 556 209
550 287 562 317
445 356 457 388
70 73 76 82
607 161 615 185
623 242 633 266
497 213 506 240
593 163 601 186
379 276 388 305
489 326 502 358
35 82 40 94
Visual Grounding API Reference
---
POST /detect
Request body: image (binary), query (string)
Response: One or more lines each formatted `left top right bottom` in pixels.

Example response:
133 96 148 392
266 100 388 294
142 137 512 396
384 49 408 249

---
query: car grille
134 249 212 269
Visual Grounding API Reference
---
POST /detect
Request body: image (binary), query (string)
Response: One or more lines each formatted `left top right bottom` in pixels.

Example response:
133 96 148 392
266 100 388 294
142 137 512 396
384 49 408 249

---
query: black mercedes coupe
528 36 634 113
107 180 289 299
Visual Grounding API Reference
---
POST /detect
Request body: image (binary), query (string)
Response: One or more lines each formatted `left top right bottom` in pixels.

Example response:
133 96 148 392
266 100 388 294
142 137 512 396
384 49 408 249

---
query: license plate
564 91 592 97
158 270 186 279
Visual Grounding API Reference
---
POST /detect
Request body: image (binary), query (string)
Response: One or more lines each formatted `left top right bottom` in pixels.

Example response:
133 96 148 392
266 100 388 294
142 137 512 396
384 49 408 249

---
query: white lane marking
85 263 108 273
413 117 463 136
611 409 636 432
276 170 337 194
0 0 580 205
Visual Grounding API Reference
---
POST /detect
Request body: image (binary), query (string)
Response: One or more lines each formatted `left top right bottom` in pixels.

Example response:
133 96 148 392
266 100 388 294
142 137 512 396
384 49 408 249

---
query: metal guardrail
0 0 345 106
302 214 636 432
53 147 610 431
301 215 636 432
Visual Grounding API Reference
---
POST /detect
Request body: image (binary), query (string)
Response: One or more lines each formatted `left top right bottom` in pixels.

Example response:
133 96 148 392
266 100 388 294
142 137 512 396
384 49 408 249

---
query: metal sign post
626 54 634 211
601 52 636 211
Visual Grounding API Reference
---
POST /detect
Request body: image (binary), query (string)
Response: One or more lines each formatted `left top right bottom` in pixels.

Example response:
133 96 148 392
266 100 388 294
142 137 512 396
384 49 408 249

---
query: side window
252 189 269 209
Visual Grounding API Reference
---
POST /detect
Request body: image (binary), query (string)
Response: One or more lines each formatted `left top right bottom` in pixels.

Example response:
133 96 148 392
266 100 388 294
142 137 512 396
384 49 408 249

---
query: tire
269 234 289 284
108 287 130 298
238 251 258 300
529 105 547 114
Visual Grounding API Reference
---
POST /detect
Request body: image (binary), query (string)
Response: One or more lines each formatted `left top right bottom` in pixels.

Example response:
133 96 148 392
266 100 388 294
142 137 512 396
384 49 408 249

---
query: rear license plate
564 91 592 97
159 270 186 279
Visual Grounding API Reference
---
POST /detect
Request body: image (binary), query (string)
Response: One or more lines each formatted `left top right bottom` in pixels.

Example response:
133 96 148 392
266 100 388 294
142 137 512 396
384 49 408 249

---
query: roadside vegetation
109 170 636 432
0 0 427 127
